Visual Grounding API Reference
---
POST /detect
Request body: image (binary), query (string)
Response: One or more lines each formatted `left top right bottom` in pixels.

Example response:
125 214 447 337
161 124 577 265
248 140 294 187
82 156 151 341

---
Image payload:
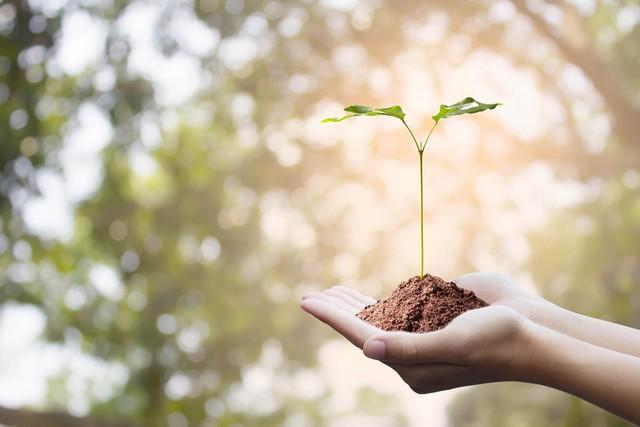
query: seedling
322 97 501 277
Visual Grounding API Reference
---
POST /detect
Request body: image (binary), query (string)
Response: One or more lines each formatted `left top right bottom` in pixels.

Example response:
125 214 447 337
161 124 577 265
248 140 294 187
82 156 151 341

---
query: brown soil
357 274 488 333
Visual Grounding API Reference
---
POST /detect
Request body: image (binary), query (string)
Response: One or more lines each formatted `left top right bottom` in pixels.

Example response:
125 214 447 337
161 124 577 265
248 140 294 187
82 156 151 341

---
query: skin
455 272 640 357
300 273 640 424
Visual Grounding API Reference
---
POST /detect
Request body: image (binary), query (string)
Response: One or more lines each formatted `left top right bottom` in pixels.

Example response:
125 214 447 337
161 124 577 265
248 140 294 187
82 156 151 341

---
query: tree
1 0 637 425
449 1 640 425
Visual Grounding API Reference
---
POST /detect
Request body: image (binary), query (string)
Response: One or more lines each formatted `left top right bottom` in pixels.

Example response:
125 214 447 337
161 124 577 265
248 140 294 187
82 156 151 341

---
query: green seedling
322 97 501 277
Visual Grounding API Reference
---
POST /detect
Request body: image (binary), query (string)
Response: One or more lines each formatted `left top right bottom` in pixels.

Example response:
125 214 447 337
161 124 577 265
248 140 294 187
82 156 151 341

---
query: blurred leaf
345 105 374 114
375 105 406 120
432 97 501 122
320 113 357 123
322 104 406 123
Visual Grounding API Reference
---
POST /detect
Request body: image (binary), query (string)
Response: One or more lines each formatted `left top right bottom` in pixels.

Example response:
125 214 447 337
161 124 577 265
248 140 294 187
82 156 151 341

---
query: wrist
526 296 566 328
509 317 551 383
511 315 640 423
513 317 578 386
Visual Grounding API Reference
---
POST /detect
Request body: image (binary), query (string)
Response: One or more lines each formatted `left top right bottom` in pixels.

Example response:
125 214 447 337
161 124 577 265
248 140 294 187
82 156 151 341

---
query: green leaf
375 105 406 120
321 114 357 123
321 104 406 123
344 105 373 114
432 97 501 123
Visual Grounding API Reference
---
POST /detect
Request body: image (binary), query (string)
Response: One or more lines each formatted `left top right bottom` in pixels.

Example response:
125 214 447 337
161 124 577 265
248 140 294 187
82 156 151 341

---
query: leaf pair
321 97 501 125
320 96 501 279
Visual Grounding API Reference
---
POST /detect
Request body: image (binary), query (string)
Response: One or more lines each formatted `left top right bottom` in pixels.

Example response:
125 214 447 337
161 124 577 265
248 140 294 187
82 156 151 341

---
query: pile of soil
357 274 488 332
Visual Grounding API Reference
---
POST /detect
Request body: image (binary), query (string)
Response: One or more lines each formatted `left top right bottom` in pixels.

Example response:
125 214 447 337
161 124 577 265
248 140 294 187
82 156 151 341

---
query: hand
454 272 550 322
301 284 640 423
301 286 532 394
300 286 382 348
455 273 640 357
364 305 530 393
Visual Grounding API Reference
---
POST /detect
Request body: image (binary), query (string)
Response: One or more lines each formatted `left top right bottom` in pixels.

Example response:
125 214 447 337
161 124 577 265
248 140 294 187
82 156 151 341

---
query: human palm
301 272 542 347
301 285 523 354
301 279 640 423
301 285 529 393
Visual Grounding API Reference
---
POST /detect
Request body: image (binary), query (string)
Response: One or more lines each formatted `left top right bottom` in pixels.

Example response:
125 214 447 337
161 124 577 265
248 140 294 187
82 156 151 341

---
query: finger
332 286 377 306
362 330 465 365
324 288 367 311
454 272 525 303
302 292 358 315
454 272 488 291
300 298 381 348
319 292 360 315
301 291 323 301
455 272 512 289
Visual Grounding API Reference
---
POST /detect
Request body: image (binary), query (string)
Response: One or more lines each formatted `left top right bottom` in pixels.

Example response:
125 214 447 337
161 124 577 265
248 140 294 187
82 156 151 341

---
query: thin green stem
416 121 438 277
419 149 424 278
403 119 437 278
421 121 439 150
402 120 421 152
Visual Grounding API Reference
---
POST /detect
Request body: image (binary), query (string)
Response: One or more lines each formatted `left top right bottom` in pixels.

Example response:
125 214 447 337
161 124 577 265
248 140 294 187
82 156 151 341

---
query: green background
1 0 639 426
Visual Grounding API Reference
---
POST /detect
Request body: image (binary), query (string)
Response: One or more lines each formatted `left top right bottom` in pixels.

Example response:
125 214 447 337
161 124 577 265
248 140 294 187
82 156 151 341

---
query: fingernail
364 340 386 360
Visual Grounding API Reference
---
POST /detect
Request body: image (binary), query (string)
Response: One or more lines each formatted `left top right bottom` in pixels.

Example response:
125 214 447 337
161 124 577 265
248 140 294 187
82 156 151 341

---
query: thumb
362 331 450 365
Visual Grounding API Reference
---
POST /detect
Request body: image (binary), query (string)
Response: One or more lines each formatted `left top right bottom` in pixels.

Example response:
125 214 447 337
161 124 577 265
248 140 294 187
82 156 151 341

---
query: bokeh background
1 0 639 426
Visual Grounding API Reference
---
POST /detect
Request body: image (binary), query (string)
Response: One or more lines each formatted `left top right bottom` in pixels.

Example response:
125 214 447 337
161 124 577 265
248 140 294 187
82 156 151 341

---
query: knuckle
491 272 512 285
402 340 419 362
454 272 475 285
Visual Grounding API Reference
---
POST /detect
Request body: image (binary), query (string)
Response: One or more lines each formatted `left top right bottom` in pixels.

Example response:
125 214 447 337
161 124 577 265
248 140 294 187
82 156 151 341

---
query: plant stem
403 119 439 278
402 120 421 152
421 121 438 150
419 149 424 278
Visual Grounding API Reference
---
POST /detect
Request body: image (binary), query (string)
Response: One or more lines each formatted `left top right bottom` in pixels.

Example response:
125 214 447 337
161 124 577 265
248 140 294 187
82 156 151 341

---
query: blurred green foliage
1 0 413 425
0 0 639 426
447 2 640 425
450 176 640 427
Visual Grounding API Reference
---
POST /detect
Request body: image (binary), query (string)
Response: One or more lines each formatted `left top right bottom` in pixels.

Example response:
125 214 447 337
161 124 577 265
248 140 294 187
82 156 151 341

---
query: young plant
322 97 501 278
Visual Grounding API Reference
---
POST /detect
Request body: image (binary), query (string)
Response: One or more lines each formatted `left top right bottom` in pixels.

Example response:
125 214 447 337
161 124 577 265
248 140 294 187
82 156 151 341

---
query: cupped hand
301 286 533 394
454 272 549 322
361 304 530 393
300 286 382 348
